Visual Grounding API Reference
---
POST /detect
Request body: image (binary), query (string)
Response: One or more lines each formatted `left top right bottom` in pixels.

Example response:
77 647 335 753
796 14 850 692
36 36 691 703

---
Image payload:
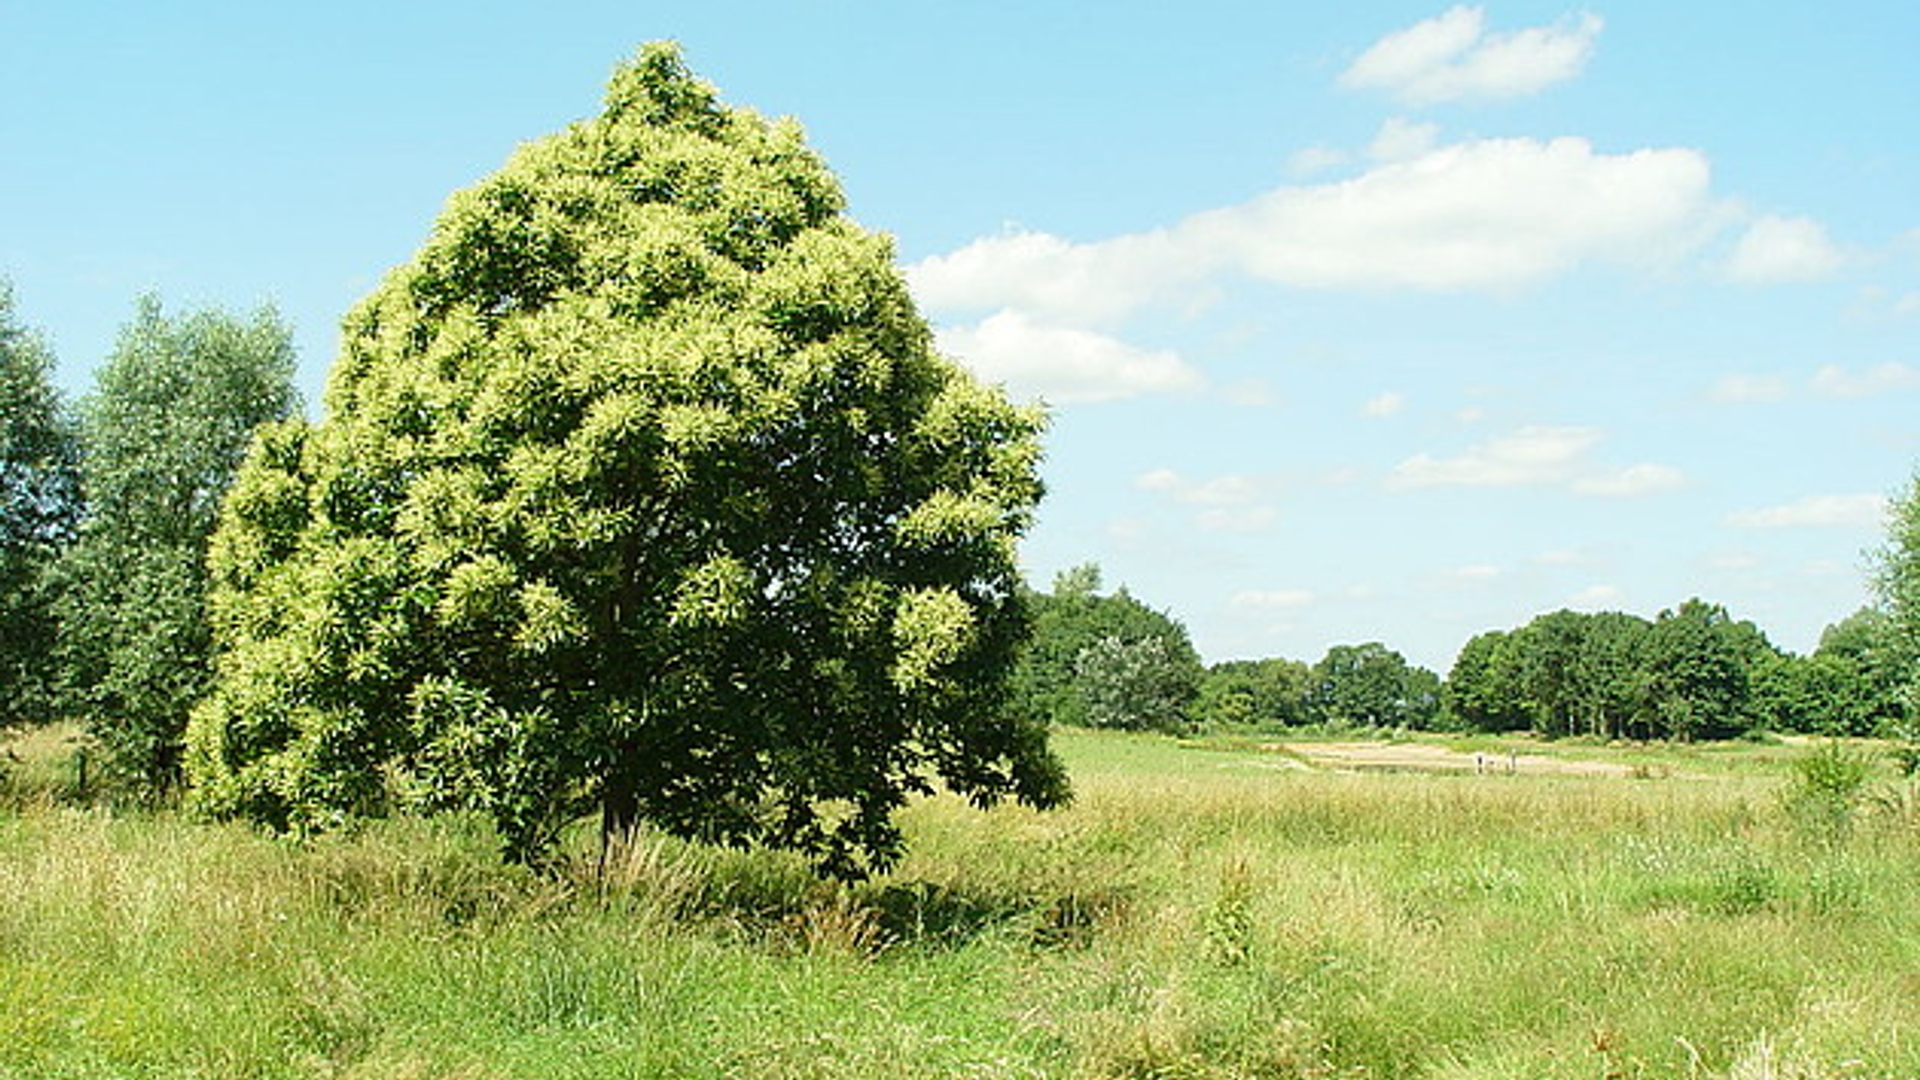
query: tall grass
1 727 1915 1078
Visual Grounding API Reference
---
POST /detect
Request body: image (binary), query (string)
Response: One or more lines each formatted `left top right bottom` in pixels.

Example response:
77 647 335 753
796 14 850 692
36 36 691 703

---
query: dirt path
1273 741 1642 778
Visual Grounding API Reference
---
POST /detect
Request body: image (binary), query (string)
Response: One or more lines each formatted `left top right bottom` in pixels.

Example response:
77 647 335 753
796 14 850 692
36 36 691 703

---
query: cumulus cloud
1340 6 1605 106
1724 214 1845 283
1389 425 1603 488
1709 363 1918 403
935 310 1204 403
1726 494 1888 530
1136 469 1279 533
1568 584 1624 609
908 228 1195 325
1368 118 1442 162
909 136 1716 320
1136 469 1263 506
1390 426 1684 496
1810 361 1920 398
1286 145 1350 177
1570 463 1689 498
1707 373 1791 404
1184 137 1712 291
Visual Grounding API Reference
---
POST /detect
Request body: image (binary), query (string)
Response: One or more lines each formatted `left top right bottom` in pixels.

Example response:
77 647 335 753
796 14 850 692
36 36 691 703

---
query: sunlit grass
2 725 1916 1078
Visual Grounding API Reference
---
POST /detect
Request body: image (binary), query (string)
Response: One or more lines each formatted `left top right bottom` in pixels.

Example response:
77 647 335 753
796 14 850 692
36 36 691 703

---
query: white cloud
1286 145 1350 177
1137 469 1262 507
1810 361 1920 398
936 310 1204 403
1137 469 1279 533
1709 363 1919 403
1724 214 1845 283
1726 494 1888 530
1390 426 1685 497
1340 6 1605 106
1389 425 1603 488
1232 589 1315 610
1569 463 1688 498
1362 391 1407 418
1569 584 1624 609
1182 137 1712 292
1707 373 1790 404
908 136 1717 319
908 229 1195 325
1368 118 1442 162
1450 564 1502 583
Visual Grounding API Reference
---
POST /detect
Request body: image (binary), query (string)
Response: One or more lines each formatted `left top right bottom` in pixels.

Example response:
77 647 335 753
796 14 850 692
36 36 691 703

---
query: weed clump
1784 741 1876 846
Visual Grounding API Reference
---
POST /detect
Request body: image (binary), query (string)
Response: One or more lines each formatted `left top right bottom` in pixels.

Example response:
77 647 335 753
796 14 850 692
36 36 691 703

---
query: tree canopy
1306 642 1439 730
0 281 80 729
57 296 298 792
187 43 1064 878
1011 564 1203 732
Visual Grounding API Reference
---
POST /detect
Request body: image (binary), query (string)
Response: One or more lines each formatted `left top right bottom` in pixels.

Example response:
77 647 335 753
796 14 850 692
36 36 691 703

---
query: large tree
1306 642 1439 729
0 281 80 729
56 296 298 795
1196 657 1313 731
1442 630 1528 733
188 44 1065 878
1011 563 1203 732
1637 599 1759 741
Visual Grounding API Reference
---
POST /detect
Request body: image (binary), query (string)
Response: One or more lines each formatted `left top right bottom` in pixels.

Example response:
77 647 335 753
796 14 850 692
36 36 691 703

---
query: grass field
2 726 1916 1079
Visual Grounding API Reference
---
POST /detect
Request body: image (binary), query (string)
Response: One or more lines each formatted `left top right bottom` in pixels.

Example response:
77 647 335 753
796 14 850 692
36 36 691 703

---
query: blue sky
4 1 1915 670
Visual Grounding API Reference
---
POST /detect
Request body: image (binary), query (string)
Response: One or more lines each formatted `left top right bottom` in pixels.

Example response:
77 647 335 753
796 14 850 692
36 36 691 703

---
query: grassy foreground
2 727 1917 1079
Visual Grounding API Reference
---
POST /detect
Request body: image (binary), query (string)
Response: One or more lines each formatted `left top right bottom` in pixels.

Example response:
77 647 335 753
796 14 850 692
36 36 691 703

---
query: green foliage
1874 469 1920 710
54 296 298 796
1641 599 1762 741
1783 740 1877 845
1305 641 1439 729
0 281 80 730
1441 629 1525 732
1751 610 1908 737
1501 609 1652 738
1075 634 1200 732
1444 601 1784 741
189 43 1063 879
1012 563 1203 731
1194 657 1312 731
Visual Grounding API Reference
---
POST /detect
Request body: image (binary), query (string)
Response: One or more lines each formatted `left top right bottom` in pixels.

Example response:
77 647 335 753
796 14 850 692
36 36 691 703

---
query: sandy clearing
1269 741 1643 778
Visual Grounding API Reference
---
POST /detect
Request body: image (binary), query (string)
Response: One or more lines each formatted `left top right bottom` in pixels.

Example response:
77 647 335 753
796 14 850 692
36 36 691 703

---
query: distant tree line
1443 600 1909 741
1016 565 1919 744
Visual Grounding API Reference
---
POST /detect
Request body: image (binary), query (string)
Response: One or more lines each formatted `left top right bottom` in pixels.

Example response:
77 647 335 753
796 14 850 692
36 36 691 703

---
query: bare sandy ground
1272 741 1642 777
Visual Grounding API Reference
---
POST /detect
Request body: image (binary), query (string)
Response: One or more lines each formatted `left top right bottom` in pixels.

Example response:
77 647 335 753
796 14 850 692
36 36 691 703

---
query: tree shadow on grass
866 879 1132 952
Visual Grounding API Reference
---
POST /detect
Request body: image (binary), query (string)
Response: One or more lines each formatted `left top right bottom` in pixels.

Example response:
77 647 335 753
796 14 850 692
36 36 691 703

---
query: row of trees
1011 566 1445 734
1445 600 1910 741
1017 574 1916 743
0 283 300 794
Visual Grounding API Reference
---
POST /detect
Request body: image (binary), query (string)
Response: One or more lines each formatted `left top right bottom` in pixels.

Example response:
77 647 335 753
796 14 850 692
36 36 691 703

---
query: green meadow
3 726 1916 1079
